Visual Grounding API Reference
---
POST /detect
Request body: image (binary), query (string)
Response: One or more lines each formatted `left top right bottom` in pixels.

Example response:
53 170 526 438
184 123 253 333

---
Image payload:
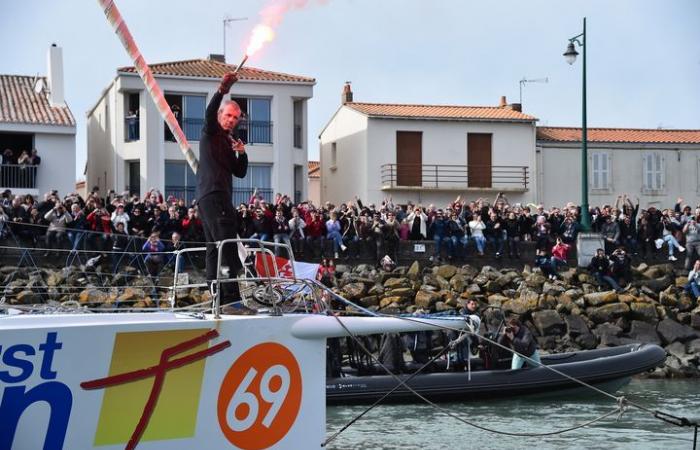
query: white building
537 127 700 208
87 56 315 204
319 84 538 206
0 44 76 197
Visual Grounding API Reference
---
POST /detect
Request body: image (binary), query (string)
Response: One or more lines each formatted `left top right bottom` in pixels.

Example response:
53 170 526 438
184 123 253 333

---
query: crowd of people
1 148 41 188
1 188 700 298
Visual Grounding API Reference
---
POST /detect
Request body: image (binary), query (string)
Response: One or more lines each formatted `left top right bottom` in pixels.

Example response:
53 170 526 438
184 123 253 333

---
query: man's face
466 300 477 313
218 103 241 131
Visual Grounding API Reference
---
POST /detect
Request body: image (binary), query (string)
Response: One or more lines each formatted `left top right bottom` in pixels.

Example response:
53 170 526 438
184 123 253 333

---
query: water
326 379 699 449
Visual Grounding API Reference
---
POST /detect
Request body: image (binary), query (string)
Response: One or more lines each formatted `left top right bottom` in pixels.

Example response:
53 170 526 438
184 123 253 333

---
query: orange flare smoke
246 24 275 56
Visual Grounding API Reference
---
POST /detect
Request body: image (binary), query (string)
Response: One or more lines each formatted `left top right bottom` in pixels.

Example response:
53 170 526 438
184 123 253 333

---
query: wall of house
86 91 114 194
88 73 313 198
34 132 76 196
307 177 320 205
318 107 368 204
538 142 700 209
364 118 536 206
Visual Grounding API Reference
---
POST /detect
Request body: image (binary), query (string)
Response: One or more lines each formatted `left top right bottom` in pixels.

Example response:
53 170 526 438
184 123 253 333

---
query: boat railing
170 238 334 318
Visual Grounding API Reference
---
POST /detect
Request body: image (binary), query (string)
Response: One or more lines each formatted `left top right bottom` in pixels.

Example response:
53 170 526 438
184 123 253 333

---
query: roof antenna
519 77 548 105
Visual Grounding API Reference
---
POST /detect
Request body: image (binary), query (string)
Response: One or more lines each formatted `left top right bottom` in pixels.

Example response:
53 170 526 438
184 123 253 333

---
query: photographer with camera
498 318 540 370
43 201 73 256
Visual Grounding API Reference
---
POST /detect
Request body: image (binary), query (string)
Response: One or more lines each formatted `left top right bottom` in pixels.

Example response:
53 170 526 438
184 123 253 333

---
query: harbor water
326 379 699 449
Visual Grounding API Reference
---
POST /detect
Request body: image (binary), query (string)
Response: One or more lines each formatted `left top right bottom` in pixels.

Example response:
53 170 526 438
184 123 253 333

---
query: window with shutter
590 151 610 190
642 152 665 192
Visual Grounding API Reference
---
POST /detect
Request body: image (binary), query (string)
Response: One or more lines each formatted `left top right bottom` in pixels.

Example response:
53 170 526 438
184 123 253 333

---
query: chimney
209 53 226 63
509 103 522 112
46 43 65 107
342 82 353 104
499 95 507 107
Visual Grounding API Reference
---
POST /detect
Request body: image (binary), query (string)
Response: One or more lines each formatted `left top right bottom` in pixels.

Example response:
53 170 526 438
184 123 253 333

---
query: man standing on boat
197 72 250 312
500 318 540 370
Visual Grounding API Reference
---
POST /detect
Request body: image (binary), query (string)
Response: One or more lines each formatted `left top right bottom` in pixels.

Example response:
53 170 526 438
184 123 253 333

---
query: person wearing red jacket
86 207 112 251
304 209 326 258
550 237 571 273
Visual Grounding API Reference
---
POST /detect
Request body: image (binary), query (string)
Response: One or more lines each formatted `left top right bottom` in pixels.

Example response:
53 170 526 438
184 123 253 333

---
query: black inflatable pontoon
326 343 666 405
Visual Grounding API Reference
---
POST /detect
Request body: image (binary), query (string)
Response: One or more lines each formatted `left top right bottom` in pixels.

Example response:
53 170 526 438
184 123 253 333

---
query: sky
1 0 699 181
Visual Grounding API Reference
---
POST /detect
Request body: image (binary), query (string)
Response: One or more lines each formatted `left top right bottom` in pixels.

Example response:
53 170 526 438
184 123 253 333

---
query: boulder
587 303 630 324
524 273 546 289
13 290 42 305
367 284 385 296
435 275 451 291
406 260 421 280
449 275 469 293
435 264 457 280
686 338 700 354
116 287 146 303
414 290 441 309
542 282 566 297
78 288 110 305
464 284 481 296
384 277 410 289
629 302 659 322
665 342 687 360
532 310 566 336
657 318 699 345
627 320 662 346
692 313 700 330
565 314 591 338
583 291 618 307
386 287 414 298
593 323 624 346
487 294 509 307
379 296 403 309
458 265 479 279
503 290 539 315
576 333 598 350
342 282 367 300
435 301 454 312
358 295 379 308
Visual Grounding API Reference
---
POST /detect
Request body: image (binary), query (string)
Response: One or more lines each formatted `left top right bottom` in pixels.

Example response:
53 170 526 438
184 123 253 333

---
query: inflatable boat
326 343 666 405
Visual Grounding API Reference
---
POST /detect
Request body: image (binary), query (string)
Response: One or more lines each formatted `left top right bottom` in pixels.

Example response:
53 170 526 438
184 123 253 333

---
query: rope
385 315 699 434
322 314 626 447
0 244 176 256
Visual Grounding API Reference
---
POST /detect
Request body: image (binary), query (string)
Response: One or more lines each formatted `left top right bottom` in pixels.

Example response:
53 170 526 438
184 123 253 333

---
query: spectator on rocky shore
683 217 700 270
468 215 486 256
588 248 623 292
685 260 700 301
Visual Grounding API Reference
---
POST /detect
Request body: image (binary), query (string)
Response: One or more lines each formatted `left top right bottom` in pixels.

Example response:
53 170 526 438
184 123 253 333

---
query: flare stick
232 54 249 75
96 0 199 174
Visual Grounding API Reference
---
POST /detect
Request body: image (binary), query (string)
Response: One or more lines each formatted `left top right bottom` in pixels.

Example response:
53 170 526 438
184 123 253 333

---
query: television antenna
519 77 548 104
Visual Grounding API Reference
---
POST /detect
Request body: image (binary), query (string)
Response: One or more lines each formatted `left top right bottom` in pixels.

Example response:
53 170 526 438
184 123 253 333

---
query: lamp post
563 17 590 231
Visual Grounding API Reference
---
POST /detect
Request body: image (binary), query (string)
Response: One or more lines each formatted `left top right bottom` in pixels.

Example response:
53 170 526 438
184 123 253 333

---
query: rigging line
0 245 176 255
323 324 460 446
322 315 623 447
384 314 698 430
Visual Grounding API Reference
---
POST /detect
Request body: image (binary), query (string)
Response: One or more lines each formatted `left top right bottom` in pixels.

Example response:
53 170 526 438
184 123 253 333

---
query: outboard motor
378 333 406 374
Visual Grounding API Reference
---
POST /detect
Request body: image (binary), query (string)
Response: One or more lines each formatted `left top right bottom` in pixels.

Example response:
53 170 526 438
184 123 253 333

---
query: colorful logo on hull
82 328 230 449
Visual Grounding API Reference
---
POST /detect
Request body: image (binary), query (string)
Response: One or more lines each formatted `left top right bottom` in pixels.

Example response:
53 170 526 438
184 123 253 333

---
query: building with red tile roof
87 55 314 202
0 44 76 197
536 126 700 208
319 84 536 206
537 127 700 145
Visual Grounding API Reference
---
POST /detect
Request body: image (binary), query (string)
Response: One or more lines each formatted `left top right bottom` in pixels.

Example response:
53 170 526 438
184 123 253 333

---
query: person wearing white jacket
111 204 130 233
406 207 428 240
468 215 487 256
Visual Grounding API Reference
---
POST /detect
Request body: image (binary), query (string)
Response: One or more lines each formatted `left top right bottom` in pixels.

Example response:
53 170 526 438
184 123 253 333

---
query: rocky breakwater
1 264 210 310
334 261 700 378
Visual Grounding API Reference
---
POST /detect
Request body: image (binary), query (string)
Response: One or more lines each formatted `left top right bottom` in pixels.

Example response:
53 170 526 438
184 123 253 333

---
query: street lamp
563 17 590 231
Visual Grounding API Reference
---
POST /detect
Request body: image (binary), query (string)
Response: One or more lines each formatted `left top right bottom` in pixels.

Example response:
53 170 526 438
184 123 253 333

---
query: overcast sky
1 0 699 179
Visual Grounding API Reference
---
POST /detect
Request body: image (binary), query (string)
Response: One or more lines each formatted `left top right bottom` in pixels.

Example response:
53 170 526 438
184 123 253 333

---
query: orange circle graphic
217 342 302 449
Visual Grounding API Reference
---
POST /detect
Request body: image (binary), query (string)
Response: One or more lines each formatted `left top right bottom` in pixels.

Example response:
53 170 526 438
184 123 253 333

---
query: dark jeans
198 193 241 301
685 280 700 300
685 241 700 270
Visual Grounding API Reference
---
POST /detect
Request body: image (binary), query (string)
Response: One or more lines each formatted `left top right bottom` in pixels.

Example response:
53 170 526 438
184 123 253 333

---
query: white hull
0 312 460 449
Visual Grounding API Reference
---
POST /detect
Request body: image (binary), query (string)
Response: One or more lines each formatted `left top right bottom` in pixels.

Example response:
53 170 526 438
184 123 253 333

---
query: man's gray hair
218 99 241 114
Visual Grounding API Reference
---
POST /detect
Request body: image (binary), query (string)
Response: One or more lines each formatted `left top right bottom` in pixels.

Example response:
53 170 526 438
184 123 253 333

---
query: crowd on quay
1 187 700 301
